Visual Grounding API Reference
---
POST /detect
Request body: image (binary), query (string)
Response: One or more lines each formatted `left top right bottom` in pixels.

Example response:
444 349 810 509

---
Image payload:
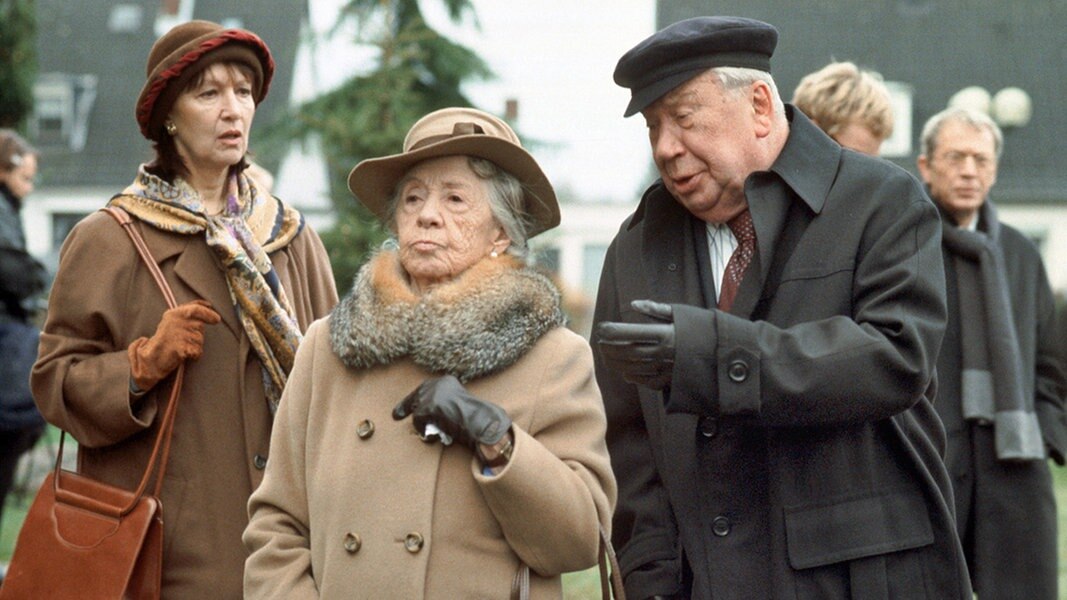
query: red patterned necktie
718 209 756 312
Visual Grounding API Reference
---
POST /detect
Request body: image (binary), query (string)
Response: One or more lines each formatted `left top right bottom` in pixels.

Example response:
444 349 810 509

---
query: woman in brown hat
243 107 616 598
31 20 337 598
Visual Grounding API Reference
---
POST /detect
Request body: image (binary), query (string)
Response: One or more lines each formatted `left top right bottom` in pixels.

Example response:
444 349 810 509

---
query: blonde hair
792 61 894 140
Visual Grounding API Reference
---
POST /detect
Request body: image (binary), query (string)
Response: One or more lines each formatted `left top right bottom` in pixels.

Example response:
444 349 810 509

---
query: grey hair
710 66 787 120
383 156 532 259
920 107 1003 160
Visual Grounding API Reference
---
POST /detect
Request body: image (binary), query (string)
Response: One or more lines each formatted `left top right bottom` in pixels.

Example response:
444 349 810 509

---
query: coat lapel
638 186 708 309
731 176 794 318
139 224 243 338
731 108 842 319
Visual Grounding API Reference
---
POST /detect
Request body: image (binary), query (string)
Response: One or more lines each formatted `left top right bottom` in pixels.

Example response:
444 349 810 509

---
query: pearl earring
165 122 177 136
490 249 499 258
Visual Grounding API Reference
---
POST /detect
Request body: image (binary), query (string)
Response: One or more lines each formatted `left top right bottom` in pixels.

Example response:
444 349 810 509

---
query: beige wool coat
31 210 338 599
244 253 617 599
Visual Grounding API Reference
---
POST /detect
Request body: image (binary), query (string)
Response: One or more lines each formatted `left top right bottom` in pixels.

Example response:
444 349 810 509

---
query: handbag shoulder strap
102 206 177 308
511 524 626 600
598 523 626 600
52 207 186 516
101 206 184 500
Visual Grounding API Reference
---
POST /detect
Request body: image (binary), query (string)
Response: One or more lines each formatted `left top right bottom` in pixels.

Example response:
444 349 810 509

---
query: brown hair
0 129 36 174
792 61 894 141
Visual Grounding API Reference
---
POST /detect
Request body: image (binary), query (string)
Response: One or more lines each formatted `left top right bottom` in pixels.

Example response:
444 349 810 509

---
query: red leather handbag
0 207 182 599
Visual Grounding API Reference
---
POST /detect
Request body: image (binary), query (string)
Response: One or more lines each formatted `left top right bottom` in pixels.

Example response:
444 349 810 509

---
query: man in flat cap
593 16 971 599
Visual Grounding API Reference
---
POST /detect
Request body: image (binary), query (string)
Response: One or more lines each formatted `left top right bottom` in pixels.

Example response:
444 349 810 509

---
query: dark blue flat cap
614 16 779 117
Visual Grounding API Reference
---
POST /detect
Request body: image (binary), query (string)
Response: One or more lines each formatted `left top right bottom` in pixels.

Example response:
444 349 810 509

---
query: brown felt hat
348 107 560 239
135 20 274 141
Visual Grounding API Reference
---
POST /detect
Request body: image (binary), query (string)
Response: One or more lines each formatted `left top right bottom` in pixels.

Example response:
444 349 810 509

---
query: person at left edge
0 129 48 541
244 107 616 599
31 20 338 599
593 16 969 599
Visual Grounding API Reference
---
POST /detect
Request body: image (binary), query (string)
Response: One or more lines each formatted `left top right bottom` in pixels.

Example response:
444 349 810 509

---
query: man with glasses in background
918 107 1067 600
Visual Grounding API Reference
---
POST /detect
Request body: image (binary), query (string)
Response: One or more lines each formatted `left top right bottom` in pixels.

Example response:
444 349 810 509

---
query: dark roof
34 0 306 187
659 0 1067 203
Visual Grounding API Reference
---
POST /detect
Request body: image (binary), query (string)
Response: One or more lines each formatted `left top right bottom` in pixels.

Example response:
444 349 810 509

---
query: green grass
1056 466 1067 599
564 567 604 599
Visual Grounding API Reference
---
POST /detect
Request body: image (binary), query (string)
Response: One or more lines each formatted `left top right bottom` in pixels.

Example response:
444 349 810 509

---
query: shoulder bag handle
51 207 186 516
511 524 626 600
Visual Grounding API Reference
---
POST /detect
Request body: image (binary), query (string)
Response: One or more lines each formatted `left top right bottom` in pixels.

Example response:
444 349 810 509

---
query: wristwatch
478 432 514 468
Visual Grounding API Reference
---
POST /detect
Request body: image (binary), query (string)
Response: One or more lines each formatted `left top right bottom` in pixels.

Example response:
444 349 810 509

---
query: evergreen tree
0 0 36 129
286 0 492 288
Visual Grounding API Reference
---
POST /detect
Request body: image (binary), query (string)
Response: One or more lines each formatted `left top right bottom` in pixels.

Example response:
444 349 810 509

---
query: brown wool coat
243 255 617 599
31 210 338 600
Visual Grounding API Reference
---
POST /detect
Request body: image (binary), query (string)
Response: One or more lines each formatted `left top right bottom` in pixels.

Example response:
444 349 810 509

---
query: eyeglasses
936 151 996 171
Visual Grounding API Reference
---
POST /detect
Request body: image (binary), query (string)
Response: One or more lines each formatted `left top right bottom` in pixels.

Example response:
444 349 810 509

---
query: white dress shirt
706 221 738 304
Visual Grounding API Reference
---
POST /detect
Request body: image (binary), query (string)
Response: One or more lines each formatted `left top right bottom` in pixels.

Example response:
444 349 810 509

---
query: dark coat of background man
917 107 1067 600
592 16 971 600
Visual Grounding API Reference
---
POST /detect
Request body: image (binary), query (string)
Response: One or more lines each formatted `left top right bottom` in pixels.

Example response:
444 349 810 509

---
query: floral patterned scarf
109 165 304 413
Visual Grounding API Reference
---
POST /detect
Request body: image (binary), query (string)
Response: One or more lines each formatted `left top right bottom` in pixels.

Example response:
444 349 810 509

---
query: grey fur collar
330 251 566 381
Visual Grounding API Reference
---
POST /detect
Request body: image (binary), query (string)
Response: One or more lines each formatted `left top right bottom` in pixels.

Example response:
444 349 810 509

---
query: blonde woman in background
792 60 894 156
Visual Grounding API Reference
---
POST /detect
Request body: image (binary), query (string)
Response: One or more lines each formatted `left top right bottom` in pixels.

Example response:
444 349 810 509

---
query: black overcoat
935 201 1067 599
592 108 971 599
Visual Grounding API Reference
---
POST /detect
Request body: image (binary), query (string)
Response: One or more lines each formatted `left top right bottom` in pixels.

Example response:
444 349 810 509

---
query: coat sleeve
31 212 161 447
243 319 322 600
475 328 617 577
668 178 948 427
592 237 686 599
1031 258 1067 464
0 203 49 310
0 248 47 305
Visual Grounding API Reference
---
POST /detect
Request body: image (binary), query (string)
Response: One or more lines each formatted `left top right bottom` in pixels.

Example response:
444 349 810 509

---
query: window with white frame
108 4 144 33
881 81 913 158
31 73 98 152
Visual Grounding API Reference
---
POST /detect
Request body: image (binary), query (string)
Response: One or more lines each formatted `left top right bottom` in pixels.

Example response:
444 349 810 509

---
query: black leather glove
393 375 512 451
596 299 675 390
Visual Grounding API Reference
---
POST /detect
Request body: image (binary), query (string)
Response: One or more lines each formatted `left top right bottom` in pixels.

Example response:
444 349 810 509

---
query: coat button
253 454 267 470
667 263 678 272
699 417 718 438
356 419 375 439
404 532 424 553
712 516 731 537
727 360 748 383
343 533 362 554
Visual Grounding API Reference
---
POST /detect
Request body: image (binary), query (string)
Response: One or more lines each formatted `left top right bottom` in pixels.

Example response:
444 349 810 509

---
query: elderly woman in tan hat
31 20 337 598
243 107 616 598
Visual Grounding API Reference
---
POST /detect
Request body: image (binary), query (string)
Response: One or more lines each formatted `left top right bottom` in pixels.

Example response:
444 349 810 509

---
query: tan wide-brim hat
347 107 560 239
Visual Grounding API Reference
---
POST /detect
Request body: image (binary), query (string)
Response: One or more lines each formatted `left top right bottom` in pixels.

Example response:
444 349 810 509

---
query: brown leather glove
128 299 222 392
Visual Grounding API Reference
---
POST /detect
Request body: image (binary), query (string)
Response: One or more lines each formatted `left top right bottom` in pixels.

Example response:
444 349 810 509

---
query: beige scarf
109 165 303 412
